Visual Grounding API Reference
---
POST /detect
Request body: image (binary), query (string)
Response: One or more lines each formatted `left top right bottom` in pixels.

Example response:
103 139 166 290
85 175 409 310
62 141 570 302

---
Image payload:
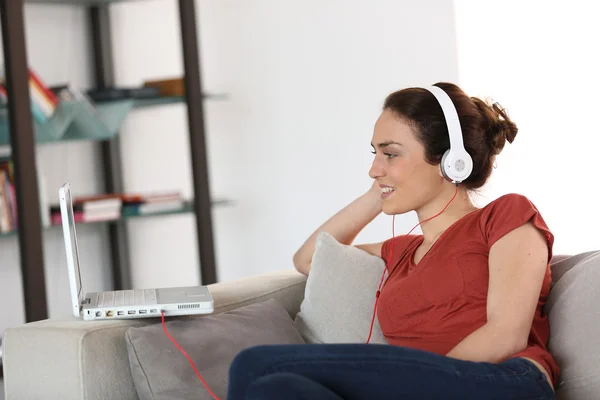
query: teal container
62 99 134 141
0 100 78 145
0 99 134 145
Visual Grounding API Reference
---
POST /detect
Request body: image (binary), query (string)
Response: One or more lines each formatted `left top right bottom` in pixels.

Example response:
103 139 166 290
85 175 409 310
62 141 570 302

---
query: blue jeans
227 344 555 400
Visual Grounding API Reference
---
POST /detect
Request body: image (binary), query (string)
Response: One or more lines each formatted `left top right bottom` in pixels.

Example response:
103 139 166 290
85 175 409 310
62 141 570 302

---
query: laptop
59 181 215 321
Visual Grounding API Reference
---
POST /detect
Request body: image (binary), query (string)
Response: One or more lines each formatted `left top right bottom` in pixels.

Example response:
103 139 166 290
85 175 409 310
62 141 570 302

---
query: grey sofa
3 251 600 399
2 269 308 400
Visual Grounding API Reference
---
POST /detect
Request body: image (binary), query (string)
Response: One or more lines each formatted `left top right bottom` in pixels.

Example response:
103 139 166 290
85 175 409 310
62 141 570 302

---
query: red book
28 69 59 106
51 211 84 225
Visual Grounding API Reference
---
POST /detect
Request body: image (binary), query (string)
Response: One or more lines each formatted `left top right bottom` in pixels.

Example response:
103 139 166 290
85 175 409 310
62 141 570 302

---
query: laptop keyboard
97 289 158 307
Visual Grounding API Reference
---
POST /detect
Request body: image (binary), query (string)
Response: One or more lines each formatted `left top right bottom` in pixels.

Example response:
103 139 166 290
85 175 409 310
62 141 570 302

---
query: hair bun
471 97 518 155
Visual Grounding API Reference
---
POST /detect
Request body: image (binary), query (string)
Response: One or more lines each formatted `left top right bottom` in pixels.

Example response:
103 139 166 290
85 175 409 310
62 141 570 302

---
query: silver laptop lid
59 181 84 317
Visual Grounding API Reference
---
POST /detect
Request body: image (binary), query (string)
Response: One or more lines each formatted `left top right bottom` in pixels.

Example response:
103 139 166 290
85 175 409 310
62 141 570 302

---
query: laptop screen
59 181 84 317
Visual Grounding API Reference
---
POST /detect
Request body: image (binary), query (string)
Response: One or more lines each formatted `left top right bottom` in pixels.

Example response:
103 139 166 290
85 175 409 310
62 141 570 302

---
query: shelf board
131 93 228 109
25 0 145 4
0 93 228 146
0 198 234 238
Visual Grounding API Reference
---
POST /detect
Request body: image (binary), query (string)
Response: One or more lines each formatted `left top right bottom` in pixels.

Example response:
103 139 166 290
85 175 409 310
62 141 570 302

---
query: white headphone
422 86 473 184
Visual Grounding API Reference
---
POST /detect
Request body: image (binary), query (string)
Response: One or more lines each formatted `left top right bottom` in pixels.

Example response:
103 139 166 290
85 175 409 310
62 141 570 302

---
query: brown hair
383 82 518 190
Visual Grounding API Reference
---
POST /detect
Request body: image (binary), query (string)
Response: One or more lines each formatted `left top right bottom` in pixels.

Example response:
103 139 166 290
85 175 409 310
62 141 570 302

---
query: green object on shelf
0 99 134 145
133 96 185 109
132 93 228 109
63 100 134 141
0 100 78 145
121 200 194 219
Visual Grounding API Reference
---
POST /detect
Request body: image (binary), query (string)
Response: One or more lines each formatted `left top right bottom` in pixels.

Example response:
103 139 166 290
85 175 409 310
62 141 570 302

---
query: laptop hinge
80 298 90 312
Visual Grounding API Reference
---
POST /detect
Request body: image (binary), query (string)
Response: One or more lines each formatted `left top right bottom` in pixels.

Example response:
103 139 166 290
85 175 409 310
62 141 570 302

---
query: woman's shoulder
476 192 553 250
475 192 544 224
480 192 537 212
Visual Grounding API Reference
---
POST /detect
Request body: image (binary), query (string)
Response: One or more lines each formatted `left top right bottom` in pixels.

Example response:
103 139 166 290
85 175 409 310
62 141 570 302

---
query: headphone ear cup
441 149 473 183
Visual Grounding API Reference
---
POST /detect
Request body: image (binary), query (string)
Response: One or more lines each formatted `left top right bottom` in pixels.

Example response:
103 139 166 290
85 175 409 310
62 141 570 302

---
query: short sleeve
479 193 554 262
381 234 421 275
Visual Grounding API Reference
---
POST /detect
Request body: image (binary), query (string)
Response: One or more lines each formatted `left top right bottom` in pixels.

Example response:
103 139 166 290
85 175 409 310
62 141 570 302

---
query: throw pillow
545 250 600 399
293 231 388 344
125 298 306 400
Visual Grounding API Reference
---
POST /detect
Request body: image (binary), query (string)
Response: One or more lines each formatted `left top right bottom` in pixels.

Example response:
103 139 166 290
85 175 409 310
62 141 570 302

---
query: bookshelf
28 0 138 3
0 0 222 333
0 199 233 239
0 93 228 145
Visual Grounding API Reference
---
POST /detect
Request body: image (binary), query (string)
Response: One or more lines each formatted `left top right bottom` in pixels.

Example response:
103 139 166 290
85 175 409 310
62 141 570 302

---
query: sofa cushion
291 229 600 398
546 250 600 399
293 232 388 344
125 298 305 400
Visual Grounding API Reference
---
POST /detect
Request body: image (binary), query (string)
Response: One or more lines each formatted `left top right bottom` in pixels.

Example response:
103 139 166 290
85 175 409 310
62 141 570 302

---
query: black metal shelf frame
0 0 219 332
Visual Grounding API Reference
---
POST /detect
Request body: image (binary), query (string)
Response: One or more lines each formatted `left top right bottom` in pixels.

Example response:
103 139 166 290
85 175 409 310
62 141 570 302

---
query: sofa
2 269 308 400
3 239 600 400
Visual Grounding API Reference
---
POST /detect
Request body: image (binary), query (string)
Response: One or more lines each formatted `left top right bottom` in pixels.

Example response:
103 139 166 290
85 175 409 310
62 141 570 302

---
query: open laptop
59 181 215 321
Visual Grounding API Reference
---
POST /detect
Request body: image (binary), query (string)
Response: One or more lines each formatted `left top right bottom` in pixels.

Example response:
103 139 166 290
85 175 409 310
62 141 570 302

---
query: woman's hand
292 181 384 275
367 180 384 208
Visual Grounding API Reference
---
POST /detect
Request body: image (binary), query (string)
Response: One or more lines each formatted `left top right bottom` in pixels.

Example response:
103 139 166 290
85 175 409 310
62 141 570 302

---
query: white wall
0 0 459 334
454 0 600 256
108 0 460 288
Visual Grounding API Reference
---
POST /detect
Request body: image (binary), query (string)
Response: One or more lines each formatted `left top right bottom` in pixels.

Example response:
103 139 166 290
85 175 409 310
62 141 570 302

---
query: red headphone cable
161 311 221 400
366 185 459 344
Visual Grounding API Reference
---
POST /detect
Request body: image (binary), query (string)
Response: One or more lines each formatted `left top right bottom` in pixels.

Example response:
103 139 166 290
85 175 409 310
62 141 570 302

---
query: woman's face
369 109 444 215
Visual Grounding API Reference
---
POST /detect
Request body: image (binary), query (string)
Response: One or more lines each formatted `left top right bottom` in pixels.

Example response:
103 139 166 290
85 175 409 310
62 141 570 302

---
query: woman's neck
416 186 478 245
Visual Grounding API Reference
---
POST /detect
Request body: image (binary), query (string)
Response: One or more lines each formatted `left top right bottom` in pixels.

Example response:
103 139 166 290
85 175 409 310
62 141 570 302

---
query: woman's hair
383 82 518 190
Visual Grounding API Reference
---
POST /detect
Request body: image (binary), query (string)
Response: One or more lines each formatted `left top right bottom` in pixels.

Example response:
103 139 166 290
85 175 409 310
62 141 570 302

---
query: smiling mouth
381 187 395 198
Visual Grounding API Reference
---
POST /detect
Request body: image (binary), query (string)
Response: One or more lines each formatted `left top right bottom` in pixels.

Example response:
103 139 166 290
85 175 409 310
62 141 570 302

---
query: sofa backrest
545 250 600 399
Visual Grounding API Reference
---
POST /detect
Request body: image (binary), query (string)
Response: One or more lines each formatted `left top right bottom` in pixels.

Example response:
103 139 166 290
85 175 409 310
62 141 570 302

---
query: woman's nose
369 158 384 179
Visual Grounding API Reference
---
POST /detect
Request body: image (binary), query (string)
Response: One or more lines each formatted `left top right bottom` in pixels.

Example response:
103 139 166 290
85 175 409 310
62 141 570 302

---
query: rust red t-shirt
377 193 559 385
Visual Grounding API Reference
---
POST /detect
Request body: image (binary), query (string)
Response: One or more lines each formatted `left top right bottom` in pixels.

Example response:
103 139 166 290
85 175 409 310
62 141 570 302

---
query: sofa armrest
208 268 307 319
2 268 306 400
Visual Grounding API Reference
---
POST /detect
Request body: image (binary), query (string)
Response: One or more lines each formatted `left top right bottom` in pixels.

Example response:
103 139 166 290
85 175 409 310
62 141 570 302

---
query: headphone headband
421 85 473 183
422 86 466 154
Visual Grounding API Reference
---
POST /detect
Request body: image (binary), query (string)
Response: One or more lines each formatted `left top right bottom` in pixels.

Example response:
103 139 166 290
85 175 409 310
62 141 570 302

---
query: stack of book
0 68 59 124
50 194 123 225
50 191 184 224
0 151 50 233
121 192 184 216
0 160 16 233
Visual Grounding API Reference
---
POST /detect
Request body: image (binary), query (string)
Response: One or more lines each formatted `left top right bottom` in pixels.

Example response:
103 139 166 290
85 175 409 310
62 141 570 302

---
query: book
0 171 11 233
0 152 50 230
0 68 59 124
143 77 185 97
50 190 185 223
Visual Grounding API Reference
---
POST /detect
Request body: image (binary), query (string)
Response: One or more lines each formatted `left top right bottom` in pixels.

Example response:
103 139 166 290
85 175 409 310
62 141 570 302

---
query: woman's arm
446 221 548 363
293 184 384 276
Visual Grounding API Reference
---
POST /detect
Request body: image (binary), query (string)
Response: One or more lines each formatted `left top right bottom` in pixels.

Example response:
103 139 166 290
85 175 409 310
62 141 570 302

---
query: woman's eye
371 150 396 159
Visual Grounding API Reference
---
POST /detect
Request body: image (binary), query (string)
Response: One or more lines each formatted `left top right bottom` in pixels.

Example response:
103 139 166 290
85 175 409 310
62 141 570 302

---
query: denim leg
246 372 344 400
227 343 555 400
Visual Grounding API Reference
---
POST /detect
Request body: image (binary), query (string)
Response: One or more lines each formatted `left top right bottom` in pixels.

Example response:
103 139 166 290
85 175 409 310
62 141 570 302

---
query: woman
227 82 558 399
